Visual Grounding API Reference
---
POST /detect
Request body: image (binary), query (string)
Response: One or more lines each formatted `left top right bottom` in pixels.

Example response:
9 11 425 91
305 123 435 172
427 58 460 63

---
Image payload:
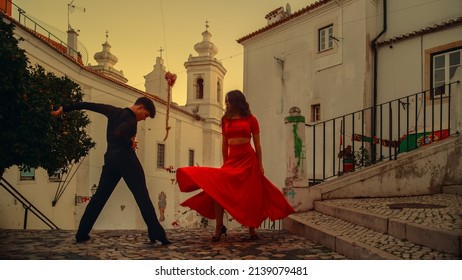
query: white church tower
144 47 169 100
184 22 227 166
88 32 128 84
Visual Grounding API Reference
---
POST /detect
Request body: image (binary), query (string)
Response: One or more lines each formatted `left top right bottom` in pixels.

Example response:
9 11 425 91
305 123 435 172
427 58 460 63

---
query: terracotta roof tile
377 17 462 47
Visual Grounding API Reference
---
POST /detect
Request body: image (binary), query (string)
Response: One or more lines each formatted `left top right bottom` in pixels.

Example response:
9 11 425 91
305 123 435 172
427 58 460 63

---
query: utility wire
160 0 169 69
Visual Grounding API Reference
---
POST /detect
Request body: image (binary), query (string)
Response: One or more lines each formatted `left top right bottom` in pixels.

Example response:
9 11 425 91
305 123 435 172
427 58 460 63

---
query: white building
0 5 225 230
237 0 462 200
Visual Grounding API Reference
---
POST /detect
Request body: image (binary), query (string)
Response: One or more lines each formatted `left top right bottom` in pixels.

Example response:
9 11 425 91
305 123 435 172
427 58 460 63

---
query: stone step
313 196 462 256
442 185 462 195
283 211 459 260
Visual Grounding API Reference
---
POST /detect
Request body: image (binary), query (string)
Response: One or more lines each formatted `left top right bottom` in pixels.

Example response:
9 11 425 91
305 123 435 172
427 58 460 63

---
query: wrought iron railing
308 81 460 185
0 177 59 229
1 0 80 61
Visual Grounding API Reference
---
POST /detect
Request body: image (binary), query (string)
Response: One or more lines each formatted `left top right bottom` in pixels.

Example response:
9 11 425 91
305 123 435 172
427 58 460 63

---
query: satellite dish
286 3 291 14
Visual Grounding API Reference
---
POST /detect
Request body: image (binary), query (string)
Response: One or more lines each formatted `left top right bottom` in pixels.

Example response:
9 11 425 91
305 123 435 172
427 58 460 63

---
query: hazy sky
12 0 315 105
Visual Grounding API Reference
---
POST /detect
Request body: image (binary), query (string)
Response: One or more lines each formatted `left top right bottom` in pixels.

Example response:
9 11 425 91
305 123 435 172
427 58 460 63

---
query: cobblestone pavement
0 227 347 260
1 194 461 260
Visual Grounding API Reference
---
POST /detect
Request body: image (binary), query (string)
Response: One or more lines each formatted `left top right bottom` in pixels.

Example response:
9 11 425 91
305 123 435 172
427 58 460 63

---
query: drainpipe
370 0 387 163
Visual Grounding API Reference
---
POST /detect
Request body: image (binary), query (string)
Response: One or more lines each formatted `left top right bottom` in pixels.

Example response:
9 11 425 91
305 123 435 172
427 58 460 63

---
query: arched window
196 78 204 99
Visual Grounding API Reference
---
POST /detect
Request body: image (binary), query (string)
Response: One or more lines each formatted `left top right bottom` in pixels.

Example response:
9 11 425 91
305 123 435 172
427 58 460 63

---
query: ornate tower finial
105 30 109 42
158 46 164 58
205 19 209 30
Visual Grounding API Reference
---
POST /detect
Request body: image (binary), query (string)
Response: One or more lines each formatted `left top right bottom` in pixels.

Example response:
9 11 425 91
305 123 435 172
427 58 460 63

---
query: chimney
265 4 291 25
0 0 12 16
67 28 79 60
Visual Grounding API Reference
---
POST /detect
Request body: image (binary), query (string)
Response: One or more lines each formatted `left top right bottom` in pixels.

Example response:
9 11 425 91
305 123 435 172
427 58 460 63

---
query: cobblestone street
0 227 346 260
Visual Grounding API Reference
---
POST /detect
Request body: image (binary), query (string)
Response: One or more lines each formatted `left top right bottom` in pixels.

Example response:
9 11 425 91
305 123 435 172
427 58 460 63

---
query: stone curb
314 201 388 233
406 222 461 256
283 215 398 260
335 235 398 260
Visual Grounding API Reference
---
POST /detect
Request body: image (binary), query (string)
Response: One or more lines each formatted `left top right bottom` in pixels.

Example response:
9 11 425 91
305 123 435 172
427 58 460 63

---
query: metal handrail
0 177 59 229
1 0 80 60
308 81 460 185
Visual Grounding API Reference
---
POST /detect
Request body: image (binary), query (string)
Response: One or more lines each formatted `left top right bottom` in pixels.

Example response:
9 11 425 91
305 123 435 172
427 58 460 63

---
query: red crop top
222 115 260 139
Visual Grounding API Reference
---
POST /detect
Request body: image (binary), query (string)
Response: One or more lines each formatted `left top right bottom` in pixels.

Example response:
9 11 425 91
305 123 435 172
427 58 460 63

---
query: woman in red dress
176 90 294 241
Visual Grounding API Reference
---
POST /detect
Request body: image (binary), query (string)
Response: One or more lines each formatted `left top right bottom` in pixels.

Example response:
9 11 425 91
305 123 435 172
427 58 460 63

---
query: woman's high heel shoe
212 225 227 242
249 227 259 241
249 234 259 240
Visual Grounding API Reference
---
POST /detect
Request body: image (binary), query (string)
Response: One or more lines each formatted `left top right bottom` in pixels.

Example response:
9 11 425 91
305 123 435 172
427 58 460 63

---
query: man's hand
131 137 138 150
51 106 63 117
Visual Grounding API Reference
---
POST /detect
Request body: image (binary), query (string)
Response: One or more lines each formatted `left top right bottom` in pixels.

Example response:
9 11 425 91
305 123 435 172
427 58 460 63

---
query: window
318 25 333 52
20 167 35 181
188 149 195 166
431 48 461 97
217 80 222 103
196 78 204 99
157 143 165 168
311 104 321 122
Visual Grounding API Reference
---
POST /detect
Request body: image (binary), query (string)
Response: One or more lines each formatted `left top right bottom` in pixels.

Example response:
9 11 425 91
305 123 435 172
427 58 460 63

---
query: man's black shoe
151 236 172 245
75 235 91 243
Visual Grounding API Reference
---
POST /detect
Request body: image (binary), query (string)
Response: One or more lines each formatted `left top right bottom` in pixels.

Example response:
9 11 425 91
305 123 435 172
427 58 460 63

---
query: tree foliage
0 14 95 177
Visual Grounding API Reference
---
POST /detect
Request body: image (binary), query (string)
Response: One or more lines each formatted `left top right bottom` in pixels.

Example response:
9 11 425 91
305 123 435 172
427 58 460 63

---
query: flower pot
343 158 354 172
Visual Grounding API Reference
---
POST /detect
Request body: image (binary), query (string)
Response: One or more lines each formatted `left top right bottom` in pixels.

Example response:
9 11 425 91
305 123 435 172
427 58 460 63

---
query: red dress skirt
176 142 295 228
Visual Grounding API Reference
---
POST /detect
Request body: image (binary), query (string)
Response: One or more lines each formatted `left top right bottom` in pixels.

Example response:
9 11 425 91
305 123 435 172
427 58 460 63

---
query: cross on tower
158 47 164 58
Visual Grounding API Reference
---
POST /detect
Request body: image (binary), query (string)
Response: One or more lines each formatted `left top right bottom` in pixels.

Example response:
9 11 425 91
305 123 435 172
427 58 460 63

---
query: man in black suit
52 97 171 245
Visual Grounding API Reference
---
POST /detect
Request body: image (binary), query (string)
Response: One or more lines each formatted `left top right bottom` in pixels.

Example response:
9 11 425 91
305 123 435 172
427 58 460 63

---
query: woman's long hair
221 90 251 126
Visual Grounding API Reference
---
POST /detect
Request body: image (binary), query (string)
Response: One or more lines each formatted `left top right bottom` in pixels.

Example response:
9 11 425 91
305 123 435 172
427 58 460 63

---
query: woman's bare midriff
228 138 250 145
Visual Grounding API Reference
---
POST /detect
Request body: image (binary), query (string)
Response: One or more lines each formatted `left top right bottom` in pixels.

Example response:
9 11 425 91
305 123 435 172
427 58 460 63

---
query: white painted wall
240 0 461 192
376 0 462 104
379 0 462 41
241 0 375 188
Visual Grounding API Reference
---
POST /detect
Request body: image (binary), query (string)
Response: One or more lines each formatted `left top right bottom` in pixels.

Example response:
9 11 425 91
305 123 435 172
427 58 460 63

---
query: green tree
0 14 95 178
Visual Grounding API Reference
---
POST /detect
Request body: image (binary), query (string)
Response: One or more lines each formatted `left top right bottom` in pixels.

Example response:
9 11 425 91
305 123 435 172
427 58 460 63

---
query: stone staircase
283 193 462 259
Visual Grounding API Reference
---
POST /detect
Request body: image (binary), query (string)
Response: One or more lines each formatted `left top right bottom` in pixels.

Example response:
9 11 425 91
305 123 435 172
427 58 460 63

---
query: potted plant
338 145 354 173
354 146 372 169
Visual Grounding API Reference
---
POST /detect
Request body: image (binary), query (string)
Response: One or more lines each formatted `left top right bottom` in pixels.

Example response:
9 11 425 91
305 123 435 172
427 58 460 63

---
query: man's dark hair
135 97 156 118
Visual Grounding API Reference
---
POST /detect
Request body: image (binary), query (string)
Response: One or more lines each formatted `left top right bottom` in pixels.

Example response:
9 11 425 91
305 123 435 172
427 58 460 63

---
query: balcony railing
1 0 81 62
308 81 459 185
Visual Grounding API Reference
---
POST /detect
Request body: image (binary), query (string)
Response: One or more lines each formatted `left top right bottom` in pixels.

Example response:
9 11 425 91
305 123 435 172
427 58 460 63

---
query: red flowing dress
176 115 295 228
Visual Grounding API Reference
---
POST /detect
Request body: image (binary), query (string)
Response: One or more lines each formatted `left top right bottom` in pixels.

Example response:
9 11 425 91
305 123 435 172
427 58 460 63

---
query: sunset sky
12 0 315 105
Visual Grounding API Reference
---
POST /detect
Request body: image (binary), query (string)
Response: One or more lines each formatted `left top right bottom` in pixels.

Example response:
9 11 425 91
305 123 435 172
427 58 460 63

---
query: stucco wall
242 0 373 189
